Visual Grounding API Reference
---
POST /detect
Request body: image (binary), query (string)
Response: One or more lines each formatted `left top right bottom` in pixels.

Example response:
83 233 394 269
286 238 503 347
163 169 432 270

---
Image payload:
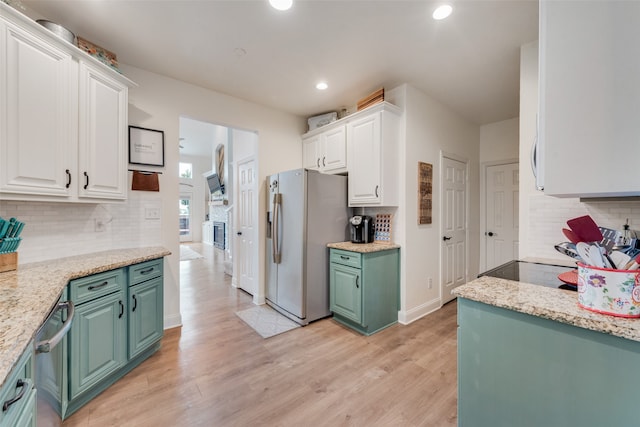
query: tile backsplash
0 199 163 263
528 194 640 260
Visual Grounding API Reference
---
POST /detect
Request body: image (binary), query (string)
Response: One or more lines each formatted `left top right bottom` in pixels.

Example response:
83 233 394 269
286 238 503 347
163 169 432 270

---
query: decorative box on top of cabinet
0 3 135 202
329 247 400 335
303 125 347 174
538 0 640 197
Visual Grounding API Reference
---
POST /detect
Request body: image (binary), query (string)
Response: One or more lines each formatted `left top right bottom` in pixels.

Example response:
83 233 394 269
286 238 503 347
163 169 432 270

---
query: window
179 162 192 179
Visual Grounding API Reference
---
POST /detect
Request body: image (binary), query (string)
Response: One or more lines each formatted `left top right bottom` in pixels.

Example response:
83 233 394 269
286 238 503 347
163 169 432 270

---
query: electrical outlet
95 219 106 232
145 208 161 220
428 277 433 289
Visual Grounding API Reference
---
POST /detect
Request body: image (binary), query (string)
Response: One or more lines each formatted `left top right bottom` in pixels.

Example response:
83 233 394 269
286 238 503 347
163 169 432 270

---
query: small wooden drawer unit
129 259 163 285
69 269 125 304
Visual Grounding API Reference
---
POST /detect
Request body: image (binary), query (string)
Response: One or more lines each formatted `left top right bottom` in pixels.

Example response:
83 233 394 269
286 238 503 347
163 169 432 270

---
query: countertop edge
327 241 400 253
453 277 640 343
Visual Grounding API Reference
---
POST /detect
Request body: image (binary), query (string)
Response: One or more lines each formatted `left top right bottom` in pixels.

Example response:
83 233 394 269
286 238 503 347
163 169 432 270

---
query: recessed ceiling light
432 4 453 20
269 0 293 11
316 82 328 90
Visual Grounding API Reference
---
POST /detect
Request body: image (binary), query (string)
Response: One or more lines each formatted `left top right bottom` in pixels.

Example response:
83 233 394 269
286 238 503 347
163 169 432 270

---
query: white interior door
485 163 520 270
237 158 256 295
441 156 468 304
179 193 193 242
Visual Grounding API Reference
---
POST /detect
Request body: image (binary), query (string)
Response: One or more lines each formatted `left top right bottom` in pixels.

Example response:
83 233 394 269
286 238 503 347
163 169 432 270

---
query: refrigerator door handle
272 193 282 264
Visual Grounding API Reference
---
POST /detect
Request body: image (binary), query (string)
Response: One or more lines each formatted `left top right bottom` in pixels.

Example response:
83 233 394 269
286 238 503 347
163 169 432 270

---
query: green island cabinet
329 247 399 335
458 298 640 427
0 341 36 427
65 258 164 418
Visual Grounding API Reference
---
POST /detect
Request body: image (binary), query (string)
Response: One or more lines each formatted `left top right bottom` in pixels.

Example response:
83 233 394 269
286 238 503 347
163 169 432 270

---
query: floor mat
236 305 300 338
180 246 204 261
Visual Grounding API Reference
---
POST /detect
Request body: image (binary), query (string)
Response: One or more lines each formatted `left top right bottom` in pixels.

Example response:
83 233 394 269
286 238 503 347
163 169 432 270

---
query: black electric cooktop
478 260 578 291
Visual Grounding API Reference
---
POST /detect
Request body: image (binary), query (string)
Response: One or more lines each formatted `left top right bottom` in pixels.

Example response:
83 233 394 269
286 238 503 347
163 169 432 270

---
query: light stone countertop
453 276 640 343
327 241 400 253
0 247 170 389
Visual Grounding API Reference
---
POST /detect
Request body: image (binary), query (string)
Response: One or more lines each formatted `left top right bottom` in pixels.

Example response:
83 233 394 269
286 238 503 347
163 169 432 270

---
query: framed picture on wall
129 126 165 167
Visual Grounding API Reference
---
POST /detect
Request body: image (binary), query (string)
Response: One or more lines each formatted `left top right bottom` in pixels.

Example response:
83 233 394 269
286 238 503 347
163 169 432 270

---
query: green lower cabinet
329 248 399 335
12 389 36 427
458 298 640 427
129 277 163 359
69 290 127 401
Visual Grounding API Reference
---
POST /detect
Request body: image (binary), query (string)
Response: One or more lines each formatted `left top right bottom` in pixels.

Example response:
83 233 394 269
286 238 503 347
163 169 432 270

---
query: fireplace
213 222 225 249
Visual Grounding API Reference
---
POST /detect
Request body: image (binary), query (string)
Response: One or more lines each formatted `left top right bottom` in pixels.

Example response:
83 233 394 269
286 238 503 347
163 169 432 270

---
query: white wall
519 41 640 262
479 118 519 163
391 84 480 324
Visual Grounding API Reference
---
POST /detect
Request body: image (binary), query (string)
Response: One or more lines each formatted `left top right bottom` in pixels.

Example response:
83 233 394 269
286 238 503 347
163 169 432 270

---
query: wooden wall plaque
418 162 433 224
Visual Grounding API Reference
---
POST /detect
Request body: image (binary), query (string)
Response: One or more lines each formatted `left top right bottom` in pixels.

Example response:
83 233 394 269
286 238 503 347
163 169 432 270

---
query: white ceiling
21 0 538 126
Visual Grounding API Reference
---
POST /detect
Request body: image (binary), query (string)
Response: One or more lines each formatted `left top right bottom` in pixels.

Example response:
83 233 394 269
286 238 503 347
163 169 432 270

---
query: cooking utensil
576 242 605 267
36 20 76 44
610 251 631 270
558 270 578 286
554 242 583 261
0 219 9 239
562 228 580 244
567 215 603 243
623 254 640 270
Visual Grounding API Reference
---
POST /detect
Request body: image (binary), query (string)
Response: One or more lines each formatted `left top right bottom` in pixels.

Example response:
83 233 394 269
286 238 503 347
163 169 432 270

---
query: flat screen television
206 173 225 194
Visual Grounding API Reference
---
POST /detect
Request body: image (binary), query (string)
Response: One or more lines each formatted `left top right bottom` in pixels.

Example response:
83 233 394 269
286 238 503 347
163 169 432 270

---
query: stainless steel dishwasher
35 300 74 427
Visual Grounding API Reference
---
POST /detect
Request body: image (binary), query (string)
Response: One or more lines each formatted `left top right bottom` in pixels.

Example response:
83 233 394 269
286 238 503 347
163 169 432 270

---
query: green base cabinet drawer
0 343 34 427
129 259 163 286
129 277 164 359
70 269 126 305
330 249 362 269
69 290 127 400
12 389 36 427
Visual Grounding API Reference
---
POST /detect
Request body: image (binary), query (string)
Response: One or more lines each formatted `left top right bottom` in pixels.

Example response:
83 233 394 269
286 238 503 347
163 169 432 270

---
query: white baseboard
231 275 238 288
253 294 265 305
163 313 183 330
398 297 442 324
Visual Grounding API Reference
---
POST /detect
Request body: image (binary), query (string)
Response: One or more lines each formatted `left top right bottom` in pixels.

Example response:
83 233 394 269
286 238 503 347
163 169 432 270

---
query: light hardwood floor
64 243 458 426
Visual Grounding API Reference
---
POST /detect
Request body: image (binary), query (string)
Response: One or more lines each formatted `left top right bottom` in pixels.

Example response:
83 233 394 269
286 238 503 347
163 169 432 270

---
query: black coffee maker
350 215 375 243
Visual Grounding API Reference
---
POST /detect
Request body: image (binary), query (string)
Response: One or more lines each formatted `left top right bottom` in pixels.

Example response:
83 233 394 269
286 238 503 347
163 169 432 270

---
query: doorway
179 192 193 242
236 157 257 297
440 154 468 304
484 161 519 271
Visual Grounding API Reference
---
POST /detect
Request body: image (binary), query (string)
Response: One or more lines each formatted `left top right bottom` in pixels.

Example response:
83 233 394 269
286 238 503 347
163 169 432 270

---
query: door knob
486 231 494 237
237 231 242 236
443 236 452 241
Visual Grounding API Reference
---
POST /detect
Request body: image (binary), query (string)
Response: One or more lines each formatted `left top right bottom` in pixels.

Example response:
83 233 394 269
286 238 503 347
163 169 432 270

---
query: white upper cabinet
0 20 75 197
539 0 640 197
302 125 347 174
0 3 135 202
347 103 400 207
78 61 128 200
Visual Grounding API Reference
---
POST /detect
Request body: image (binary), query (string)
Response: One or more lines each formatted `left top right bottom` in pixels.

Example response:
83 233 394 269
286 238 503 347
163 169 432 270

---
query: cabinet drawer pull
139 267 154 275
375 185 379 197
88 281 109 291
65 169 71 189
317 158 320 168
322 156 326 167
118 300 124 319
340 255 350 260
132 295 138 312
2 379 26 412
83 171 89 189
356 276 360 289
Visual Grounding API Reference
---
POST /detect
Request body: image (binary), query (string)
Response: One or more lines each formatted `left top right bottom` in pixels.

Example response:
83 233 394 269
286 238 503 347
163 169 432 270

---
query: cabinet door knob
2 379 26 412
83 171 89 190
322 156 326 167
65 169 71 189
356 276 360 288
375 185 379 197
118 300 124 319
132 295 138 312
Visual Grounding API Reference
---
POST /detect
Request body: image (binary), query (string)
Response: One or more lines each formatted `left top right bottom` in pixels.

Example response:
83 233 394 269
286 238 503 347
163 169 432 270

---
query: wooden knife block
0 252 17 273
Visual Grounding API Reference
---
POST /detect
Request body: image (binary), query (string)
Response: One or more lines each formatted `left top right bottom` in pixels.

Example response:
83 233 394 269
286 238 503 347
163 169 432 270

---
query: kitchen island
453 275 640 426
0 247 170 389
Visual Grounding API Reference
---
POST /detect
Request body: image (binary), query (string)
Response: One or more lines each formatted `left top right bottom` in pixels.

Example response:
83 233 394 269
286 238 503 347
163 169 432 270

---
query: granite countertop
327 241 401 253
453 276 640 343
0 246 170 389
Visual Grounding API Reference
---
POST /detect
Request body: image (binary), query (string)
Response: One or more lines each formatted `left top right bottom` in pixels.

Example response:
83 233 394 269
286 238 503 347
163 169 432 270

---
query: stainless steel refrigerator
266 168 349 325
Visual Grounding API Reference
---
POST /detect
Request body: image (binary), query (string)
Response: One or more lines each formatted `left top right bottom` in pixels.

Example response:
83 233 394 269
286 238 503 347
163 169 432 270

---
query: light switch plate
145 208 161 220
